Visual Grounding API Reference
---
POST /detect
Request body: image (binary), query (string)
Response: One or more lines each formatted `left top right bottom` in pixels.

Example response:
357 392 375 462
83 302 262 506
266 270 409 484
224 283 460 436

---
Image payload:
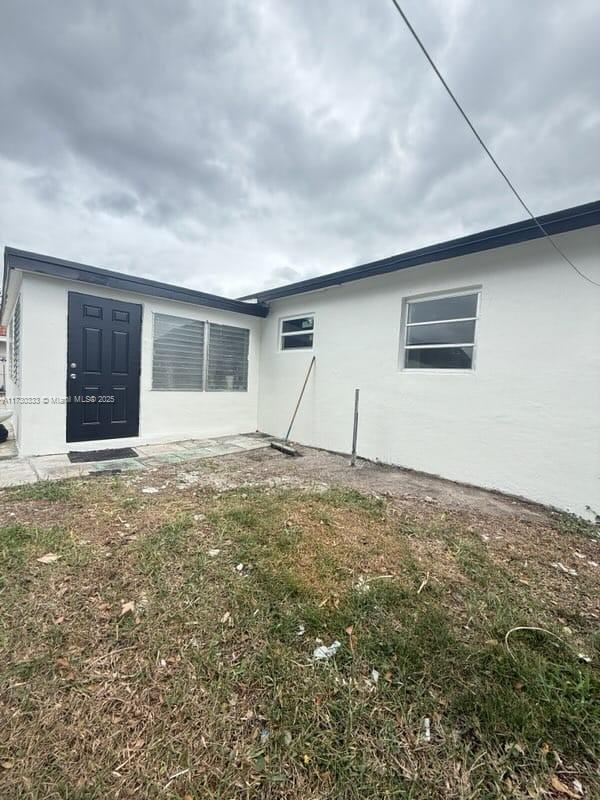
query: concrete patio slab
170 447 215 459
135 442 190 457
225 436 268 450
0 433 272 488
0 460 38 487
89 458 146 473
144 452 194 464
177 439 215 450
32 454 71 470
34 463 89 482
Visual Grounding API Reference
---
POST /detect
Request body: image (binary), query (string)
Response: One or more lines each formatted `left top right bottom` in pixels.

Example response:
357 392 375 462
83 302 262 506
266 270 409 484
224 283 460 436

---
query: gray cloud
0 0 598 297
86 190 139 217
22 172 63 205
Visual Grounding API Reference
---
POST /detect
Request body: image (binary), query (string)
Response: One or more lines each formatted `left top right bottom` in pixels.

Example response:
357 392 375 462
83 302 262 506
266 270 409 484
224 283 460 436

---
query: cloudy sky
1 0 598 298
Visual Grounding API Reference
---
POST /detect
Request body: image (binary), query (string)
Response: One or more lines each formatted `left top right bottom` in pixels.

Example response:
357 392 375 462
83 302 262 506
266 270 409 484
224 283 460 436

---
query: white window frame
400 288 481 372
279 313 315 352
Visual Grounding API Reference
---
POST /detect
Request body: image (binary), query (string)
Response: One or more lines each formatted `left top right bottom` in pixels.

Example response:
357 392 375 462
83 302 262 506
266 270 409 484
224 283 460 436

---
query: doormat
68 447 139 463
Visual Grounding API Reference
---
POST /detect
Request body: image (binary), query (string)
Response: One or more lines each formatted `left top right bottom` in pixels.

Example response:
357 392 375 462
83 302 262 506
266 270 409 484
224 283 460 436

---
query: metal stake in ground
350 388 359 467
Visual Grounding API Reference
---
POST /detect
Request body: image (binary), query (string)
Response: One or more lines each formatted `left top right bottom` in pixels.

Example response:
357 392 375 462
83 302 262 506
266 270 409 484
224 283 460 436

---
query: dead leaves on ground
550 774 584 798
120 600 135 616
36 552 61 564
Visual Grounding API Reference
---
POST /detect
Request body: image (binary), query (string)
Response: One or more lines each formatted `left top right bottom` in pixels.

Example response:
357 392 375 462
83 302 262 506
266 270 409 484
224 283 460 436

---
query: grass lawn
0 466 598 799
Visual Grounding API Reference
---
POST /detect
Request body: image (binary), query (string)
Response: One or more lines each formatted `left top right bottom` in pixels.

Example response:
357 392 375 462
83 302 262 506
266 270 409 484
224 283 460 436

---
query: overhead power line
389 0 600 288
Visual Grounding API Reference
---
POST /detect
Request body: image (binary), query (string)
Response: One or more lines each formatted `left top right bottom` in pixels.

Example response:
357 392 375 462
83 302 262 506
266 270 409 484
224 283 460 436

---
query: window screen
281 315 314 350
152 313 205 391
206 323 249 391
403 292 478 370
9 296 21 385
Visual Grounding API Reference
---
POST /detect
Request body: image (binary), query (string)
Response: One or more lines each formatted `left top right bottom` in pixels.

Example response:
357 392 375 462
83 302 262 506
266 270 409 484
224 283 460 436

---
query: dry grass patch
0 477 598 799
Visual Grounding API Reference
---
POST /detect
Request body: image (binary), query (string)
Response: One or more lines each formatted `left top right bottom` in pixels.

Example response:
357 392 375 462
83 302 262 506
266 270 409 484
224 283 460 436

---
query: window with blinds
9 296 21 385
152 313 205 391
206 323 249 392
151 314 250 392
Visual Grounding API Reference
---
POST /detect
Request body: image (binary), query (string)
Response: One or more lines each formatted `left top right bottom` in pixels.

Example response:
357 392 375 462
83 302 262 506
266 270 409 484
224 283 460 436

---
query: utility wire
389 0 600 287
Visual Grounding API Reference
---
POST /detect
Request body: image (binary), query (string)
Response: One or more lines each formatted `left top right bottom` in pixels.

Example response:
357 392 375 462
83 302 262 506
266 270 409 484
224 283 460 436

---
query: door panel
111 387 127 423
83 327 102 372
67 292 142 443
111 330 129 374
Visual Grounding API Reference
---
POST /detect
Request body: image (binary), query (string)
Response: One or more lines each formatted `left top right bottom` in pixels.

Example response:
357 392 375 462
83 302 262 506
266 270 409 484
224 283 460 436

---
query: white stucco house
1 199 599 518
0 325 6 393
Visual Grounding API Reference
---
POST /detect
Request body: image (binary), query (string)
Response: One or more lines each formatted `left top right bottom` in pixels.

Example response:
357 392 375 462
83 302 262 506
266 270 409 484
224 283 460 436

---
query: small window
403 291 479 370
152 313 205 391
280 315 314 350
206 323 249 392
9 296 21 385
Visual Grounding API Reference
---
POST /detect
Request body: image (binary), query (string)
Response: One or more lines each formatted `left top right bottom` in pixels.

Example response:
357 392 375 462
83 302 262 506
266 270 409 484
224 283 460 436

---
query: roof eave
239 199 600 303
1 248 269 319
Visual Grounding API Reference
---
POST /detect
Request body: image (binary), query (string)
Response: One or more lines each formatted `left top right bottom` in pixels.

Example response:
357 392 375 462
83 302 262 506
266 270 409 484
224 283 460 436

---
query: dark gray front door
66 292 142 443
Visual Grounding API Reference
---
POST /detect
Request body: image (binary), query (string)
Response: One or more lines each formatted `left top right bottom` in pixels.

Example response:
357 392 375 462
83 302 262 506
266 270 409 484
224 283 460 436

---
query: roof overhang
1 248 269 321
239 199 600 303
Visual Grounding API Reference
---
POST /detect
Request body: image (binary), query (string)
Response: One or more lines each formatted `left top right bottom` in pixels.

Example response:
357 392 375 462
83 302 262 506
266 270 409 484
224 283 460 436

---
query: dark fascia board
239 199 600 302
1 248 269 320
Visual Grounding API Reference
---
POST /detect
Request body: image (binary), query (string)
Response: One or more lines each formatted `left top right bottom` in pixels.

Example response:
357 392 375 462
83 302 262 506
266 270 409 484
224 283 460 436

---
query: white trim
399 288 481 371
279 313 315 352
404 343 475 349
406 315 477 326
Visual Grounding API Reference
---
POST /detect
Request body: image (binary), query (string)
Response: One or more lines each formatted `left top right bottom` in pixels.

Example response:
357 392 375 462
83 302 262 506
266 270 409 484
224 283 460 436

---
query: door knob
70 373 77 380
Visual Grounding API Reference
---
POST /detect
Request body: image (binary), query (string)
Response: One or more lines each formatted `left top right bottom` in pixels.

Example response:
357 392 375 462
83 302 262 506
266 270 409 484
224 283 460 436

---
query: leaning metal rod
284 356 316 442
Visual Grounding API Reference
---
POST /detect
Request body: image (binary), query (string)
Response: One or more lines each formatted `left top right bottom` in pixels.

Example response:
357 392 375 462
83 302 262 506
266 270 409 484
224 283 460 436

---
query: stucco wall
258 227 600 519
6 225 600 517
16 273 261 456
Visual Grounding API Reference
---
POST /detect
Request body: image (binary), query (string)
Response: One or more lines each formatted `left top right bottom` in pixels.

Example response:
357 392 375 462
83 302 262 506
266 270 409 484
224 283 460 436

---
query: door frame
66 291 143 444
